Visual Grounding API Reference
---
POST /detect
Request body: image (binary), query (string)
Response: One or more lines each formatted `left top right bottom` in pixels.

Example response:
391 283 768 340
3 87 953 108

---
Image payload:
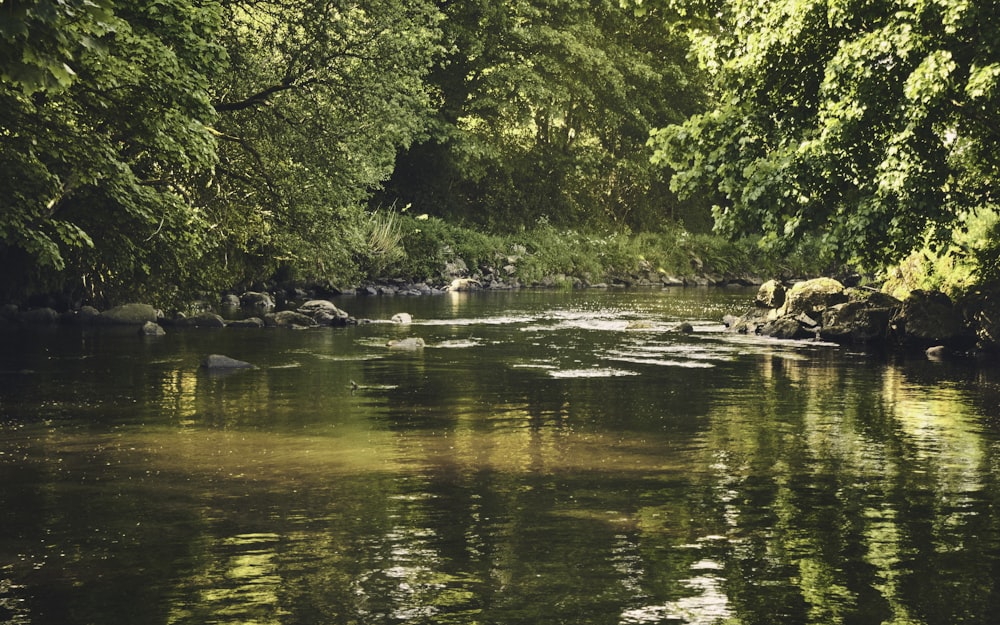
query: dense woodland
1 0 998 307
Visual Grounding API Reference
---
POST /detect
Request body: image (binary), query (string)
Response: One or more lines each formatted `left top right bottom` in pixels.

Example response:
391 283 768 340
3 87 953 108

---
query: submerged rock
391 312 413 324
201 354 254 369
386 337 426 350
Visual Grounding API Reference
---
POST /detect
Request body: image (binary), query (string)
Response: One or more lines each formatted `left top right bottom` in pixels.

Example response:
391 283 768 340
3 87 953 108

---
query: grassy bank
347 213 834 289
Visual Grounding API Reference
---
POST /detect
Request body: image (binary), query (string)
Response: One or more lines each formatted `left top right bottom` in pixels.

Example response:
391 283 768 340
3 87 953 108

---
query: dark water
3 288 1000 625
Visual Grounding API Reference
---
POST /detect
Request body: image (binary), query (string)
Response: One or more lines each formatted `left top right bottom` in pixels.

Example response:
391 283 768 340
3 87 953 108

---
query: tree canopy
0 0 441 304
380 0 709 232
650 0 1000 269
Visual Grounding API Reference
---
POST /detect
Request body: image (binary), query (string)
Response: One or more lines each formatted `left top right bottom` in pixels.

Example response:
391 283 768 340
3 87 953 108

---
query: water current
2 288 1000 625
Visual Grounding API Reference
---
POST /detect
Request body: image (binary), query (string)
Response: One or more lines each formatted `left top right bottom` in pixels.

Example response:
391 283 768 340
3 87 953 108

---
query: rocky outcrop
725 278 991 351
890 289 973 348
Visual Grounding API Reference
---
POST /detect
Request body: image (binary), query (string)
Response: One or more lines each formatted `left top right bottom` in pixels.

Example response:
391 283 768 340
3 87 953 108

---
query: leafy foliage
651 0 1000 270
381 0 709 232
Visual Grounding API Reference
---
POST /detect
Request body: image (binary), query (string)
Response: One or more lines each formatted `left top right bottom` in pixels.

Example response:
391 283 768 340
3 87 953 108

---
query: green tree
1 0 442 305
0 0 224 304
651 0 1000 269
381 0 709 232
205 0 443 286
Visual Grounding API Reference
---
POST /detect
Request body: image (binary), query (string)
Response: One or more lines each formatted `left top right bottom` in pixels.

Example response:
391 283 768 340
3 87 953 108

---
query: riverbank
4 275 999 362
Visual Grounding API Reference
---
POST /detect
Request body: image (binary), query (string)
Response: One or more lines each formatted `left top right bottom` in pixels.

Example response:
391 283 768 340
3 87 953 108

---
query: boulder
391 312 413 324
240 291 275 310
820 301 894 343
221 293 241 307
298 299 343 316
298 299 350 326
266 310 317 328
139 321 166 336
447 278 482 292
201 354 254 369
891 290 972 347
21 307 60 324
73 306 102 325
387 337 425 350
99 303 158 325
761 316 813 340
753 280 785 308
779 278 847 317
227 317 265 328
177 312 226 328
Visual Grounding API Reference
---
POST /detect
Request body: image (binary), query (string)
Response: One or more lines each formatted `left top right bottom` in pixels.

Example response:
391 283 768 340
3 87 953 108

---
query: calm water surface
2 288 1000 625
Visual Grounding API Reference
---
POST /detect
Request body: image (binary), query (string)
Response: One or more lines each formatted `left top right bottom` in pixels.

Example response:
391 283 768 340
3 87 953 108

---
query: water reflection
2 290 1000 624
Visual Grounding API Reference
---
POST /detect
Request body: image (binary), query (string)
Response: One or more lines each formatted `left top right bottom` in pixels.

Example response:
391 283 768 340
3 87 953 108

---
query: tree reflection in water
2 289 1000 624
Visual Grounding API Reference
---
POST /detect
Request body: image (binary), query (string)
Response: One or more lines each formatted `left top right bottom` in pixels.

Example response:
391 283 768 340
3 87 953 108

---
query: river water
2 288 1000 625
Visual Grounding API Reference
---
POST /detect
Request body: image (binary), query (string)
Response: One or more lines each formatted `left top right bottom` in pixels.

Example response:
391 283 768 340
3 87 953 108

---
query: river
2 288 1000 625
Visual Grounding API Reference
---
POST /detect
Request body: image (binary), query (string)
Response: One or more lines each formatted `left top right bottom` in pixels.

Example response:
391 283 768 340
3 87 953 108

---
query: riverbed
2 288 1000 625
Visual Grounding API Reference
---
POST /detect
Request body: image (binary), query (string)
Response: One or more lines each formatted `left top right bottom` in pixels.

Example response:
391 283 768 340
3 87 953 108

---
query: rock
177 312 226 328
779 278 847 317
761 316 812 340
891 290 971 347
926 345 950 361
298 299 348 320
391 312 413 324
99 303 158 325
266 310 318 328
201 354 254 369
139 321 166 336
447 278 482 292
386 337 426 350
221 294 241 307
795 312 819 328
298 299 351 326
820 301 894 343
73 306 102 325
676 322 695 333
240 291 275 310
227 317 265 328
21 307 60 324
626 320 653 330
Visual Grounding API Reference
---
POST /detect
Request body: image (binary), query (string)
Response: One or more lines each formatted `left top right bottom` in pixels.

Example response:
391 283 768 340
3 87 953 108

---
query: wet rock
387 337 425 350
926 345 950 360
139 321 166 336
221 293 241 307
761 316 812 340
266 310 318 328
391 312 413 324
447 278 482 292
675 322 695 333
201 354 254 369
